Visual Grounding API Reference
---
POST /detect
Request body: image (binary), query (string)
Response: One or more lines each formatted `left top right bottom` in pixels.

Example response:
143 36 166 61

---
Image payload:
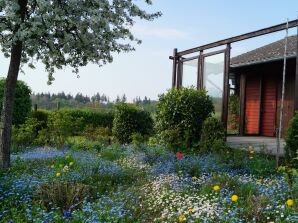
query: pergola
170 19 298 132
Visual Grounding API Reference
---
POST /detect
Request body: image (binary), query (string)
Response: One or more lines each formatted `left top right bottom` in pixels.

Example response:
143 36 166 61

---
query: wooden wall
234 58 296 137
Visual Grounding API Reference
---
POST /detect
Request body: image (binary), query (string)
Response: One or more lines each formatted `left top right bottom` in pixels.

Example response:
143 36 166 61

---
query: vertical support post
294 25 298 111
239 74 246 136
177 58 183 88
197 51 204 90
222 44 231 133
34 104 37 112
172 48 178 88
57 101 60 110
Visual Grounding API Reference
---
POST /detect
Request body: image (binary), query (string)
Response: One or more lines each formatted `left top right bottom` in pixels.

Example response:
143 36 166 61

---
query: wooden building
231 36 297 137
171 20 298 138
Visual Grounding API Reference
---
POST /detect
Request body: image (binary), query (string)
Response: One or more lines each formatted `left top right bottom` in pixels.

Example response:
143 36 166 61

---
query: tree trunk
0 41 23 169
0 0 27 169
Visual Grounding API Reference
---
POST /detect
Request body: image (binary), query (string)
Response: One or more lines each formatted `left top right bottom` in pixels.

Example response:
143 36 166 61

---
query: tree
0 0 161 168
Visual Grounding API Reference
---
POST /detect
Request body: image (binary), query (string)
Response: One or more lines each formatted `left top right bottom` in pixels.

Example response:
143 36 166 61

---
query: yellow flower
97 153 102 158
56 172 61 177
50 164 55 169
188 207 194 213
249 156 254 159
178 215 186 222
286 199 294 206
231 195 238 202
69 161 74 166
249 150 255 154
213 185 220 191
192 176 197 180
178 170 183 174
248 145 253 149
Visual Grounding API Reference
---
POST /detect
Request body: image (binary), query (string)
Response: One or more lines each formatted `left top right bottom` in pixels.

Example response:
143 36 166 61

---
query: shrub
31 110 48 130
155 88 214 151
35 111 83 147
66 136 105 151
200 117 226 153
61 109 114 130
112 103 153 144
12 117 41 147
285 112 298 166
35 182 90 212
0 78 31 126
82 125 110 142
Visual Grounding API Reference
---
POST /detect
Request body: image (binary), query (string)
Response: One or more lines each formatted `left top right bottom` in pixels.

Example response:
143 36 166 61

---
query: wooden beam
172 48 177 88
222 44 231 132
178 19 298 56
294 26 298 111
198 51 204 89
239 74 246 135
177 58 183 88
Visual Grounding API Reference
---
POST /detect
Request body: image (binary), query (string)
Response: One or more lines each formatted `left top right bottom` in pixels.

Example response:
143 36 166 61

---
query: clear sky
1 0 298 101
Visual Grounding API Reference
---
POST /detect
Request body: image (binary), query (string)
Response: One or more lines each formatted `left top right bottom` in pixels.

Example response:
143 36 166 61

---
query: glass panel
182 59 198 88
203 53 225 119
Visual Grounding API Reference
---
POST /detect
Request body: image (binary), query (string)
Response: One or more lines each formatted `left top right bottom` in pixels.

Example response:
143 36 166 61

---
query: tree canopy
0 0 161 83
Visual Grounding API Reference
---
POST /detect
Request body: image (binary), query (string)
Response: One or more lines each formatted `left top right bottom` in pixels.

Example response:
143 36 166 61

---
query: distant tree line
31 92 157 112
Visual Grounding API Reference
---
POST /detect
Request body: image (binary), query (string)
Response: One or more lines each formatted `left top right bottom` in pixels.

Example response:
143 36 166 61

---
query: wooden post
57 101 60 110
197 51 204 90
34 104 37 111
222 44 231 132
177 58 183 88
294 26 298 111
172 48 178 88
239 74 246 135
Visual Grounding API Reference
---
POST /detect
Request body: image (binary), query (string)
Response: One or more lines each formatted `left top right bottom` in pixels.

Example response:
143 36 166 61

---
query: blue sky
0 0 298 101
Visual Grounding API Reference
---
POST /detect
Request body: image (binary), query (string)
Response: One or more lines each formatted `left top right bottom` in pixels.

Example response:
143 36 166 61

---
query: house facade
231 36 297 137
170 20 298 138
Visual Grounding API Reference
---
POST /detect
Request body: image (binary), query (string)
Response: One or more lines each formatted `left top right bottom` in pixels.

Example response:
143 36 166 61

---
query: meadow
0 145 297 223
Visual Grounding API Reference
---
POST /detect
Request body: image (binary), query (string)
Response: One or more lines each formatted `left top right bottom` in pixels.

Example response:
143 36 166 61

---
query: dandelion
176 152 184 159
178 214 186 222
249 156 254 159
69 161 74 166
248 145 253 149
188 207 194 213
231 195 238 202
249 150 255 154
213 185 220 191
56 172 61 177
192 176 197 180
50 164 55 168
286 199 294 206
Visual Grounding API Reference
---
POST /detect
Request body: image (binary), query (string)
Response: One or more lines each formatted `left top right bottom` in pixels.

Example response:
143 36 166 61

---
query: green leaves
0 0 161 83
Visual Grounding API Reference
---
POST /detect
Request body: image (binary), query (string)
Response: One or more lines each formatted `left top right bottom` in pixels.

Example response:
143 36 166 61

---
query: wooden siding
245 75 261 135
261 76 277 136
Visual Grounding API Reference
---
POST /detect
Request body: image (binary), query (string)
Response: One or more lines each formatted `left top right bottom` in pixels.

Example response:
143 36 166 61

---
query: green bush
155 88 214 151
0 78 31 126
285 112 298 166
30 110 48 133
200 117 226 153
35 111 83 147
112 103 153 144
82 125 110 142
60 109 114 130
66 136 105 151
12 117 41 146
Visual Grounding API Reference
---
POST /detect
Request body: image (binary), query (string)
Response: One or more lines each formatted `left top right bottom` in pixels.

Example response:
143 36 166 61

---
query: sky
1 0 298 102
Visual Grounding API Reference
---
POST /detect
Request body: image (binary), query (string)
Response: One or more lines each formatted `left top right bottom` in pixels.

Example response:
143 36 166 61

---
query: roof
231 35 297 68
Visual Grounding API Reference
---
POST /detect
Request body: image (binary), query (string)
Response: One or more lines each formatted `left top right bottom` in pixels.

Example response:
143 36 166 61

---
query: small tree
155 88 214 151
0 0 161 168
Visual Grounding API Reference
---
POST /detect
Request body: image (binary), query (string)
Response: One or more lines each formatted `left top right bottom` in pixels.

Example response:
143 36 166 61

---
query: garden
0 86 298 223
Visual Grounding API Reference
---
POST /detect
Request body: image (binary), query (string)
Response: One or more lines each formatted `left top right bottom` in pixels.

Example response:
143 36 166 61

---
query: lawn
0 145 297 223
